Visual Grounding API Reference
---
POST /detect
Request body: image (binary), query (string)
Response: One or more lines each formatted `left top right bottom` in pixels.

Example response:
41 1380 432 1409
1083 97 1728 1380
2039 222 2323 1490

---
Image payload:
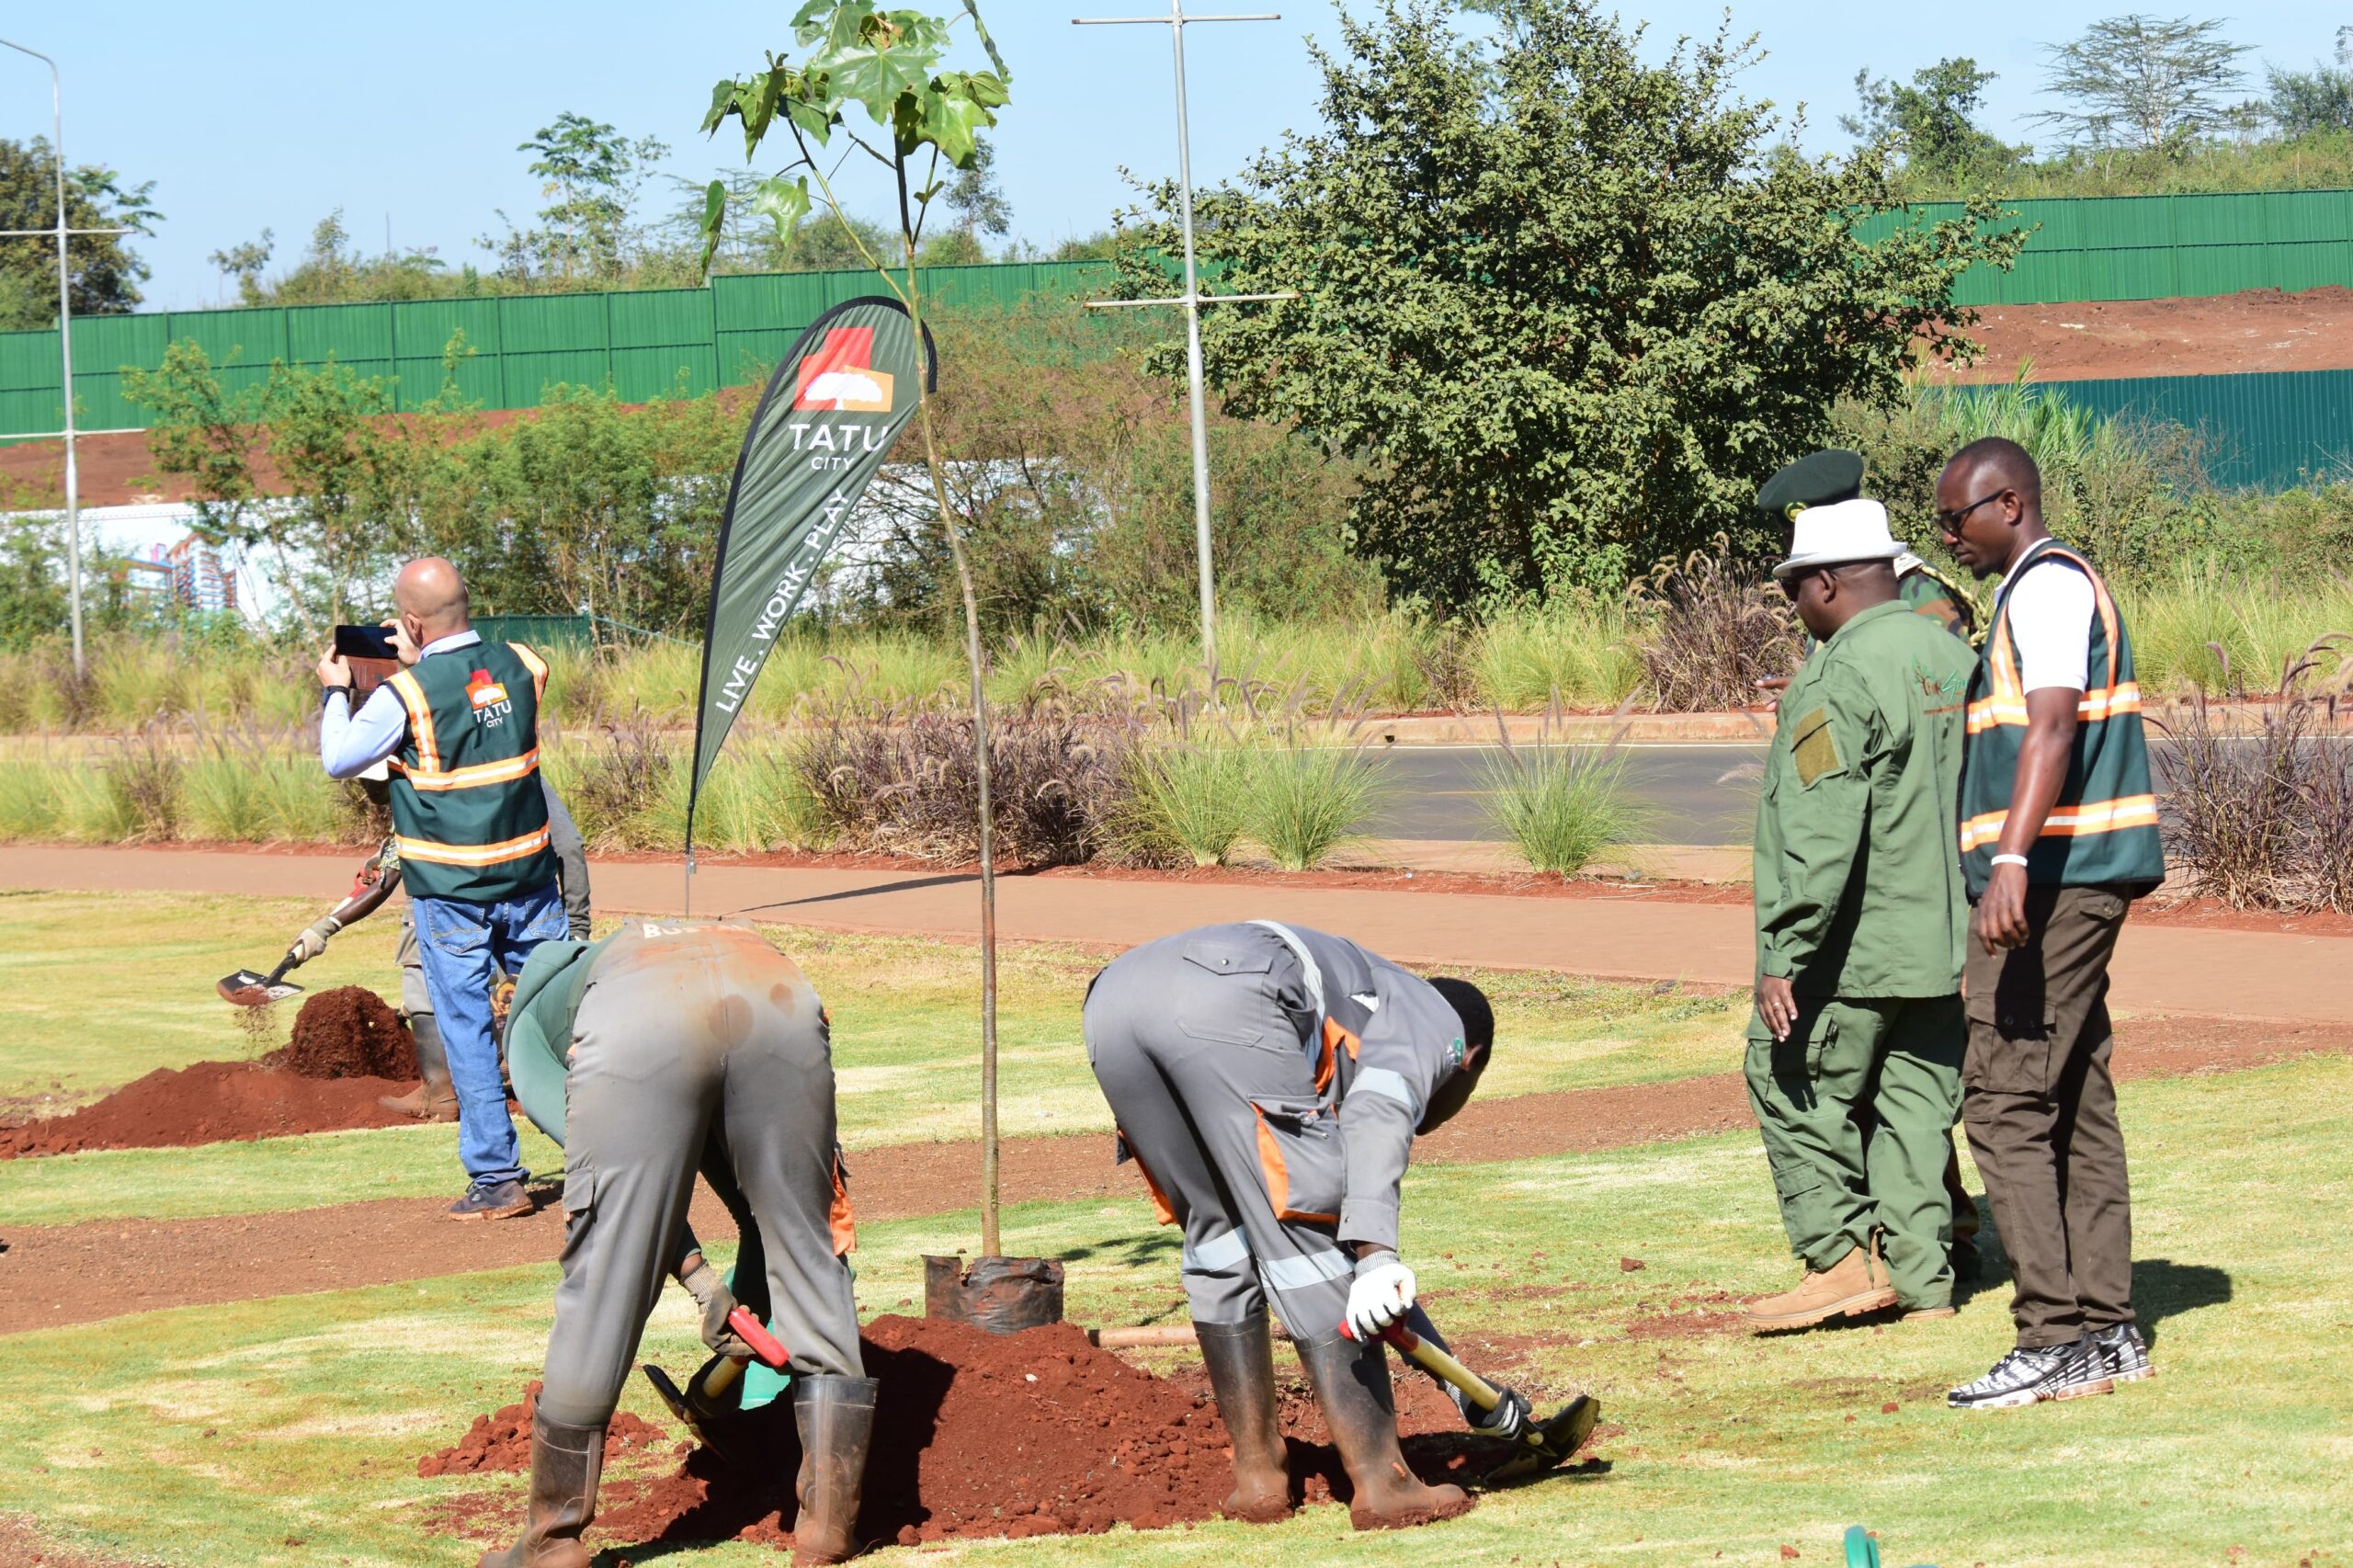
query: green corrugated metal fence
2035 369 2353 491
0 260 1112 440
1854 187 2353 305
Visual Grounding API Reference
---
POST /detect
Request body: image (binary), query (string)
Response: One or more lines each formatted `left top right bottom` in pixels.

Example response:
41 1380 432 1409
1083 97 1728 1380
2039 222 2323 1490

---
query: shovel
218 951 305 1008
642 1308 791 1460
1345 1313 1599 1483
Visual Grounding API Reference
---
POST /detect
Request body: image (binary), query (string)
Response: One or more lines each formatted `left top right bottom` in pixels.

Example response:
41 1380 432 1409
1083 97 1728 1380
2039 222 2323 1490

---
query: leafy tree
945 134 1011 244
1844 58 2030 182
1114 0 2021 609
483 113 671 282
0 137 161 330
2037 14 2255 153
698 0 1017 1252
2268 27 2353 137
208 229 273 306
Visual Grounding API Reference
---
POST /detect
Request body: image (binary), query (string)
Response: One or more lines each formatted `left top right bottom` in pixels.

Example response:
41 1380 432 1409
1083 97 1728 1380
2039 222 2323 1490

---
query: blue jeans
412 880 568 1187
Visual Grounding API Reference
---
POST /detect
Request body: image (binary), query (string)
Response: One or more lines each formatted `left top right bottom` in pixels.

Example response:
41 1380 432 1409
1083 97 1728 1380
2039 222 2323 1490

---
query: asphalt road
1365 744 1767 845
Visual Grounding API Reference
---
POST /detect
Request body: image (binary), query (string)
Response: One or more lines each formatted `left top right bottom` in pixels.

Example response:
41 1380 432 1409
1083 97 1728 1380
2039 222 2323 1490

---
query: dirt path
7 845 2348 1026
5 1015 2342 1337
1935 286 2353 382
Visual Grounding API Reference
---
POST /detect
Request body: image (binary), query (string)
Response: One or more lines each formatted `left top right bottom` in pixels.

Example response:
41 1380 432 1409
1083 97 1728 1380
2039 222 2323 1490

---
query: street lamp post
1073 5 1296 672
2 37 132 677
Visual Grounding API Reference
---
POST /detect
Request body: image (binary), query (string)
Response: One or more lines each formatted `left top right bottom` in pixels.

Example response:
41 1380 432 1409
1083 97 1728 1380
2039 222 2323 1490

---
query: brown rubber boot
790 1374 879 1564
1194 1315 1294 1522
475 1413 602 1568
381 1011 459 1122
1745 1236 1898 1332
1294 1327 1473 1531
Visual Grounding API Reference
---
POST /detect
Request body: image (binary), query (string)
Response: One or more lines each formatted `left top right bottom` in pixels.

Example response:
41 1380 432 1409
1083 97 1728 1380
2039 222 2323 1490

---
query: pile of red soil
0 987 423 1158
423 1315 1526 1552
267 987 418 1080
418 1381 671 1477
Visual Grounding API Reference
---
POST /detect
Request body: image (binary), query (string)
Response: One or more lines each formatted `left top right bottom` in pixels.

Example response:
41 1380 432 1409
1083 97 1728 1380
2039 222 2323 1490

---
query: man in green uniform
1756 449 1984 1277
1742 497 1980 1331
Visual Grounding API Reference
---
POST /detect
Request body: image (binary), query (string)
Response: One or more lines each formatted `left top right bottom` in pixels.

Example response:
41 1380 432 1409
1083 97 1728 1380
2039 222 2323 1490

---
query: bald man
318 559 570 1221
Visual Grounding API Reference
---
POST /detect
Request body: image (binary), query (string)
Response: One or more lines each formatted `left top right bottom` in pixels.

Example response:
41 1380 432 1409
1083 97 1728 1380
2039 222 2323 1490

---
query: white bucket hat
1772 496 1904 579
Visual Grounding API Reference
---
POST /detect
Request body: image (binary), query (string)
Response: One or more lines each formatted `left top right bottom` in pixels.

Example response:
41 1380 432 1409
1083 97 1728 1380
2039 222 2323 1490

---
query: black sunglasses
1936 491 2010 531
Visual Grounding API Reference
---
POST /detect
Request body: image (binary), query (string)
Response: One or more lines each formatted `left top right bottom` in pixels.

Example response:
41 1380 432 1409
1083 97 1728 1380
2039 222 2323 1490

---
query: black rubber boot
381 1011 459 1121
475 1414 602 1568
1194 1315 1294 1522
1293 1328 1472 1531
790 1375 879 1564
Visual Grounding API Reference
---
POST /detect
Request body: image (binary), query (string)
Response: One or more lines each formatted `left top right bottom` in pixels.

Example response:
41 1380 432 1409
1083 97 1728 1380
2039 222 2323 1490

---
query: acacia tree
697 0 1016 1252
1116 0 2023 609
2037 14 2254 153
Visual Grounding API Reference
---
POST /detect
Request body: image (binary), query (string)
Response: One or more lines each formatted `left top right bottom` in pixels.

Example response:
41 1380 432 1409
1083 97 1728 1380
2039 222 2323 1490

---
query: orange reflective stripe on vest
387 669 441 772
396 746 543 793
394 824 552 867
1960 794 2161 851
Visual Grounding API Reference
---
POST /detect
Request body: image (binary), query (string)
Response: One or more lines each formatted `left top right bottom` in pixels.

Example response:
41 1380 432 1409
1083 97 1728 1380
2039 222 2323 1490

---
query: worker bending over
483 918 869 1567
1083 921 1496 1531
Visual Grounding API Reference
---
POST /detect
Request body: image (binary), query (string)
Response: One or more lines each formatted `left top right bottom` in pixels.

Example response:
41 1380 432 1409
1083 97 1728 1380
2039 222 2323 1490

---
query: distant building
163 534 236 612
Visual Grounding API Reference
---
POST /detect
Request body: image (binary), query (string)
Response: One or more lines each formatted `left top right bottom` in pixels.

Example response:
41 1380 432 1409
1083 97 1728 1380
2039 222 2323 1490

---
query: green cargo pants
1745 994 1965 1310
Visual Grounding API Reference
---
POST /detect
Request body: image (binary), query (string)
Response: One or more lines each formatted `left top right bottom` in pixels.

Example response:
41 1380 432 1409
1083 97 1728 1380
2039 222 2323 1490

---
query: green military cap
1756 449 1866 522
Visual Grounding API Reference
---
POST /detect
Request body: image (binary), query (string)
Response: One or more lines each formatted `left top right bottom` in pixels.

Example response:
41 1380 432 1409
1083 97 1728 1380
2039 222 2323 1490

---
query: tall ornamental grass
2120 562 2353 696
1245 742 1392 870
1473 597 1648 710
1482 732 1654 878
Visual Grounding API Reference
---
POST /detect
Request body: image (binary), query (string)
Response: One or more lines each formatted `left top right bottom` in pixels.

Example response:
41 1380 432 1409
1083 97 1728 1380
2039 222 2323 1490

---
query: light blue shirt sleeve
320 683 411 779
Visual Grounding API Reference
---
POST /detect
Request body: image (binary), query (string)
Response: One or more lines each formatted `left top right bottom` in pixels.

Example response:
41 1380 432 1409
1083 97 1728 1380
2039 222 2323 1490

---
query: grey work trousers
1962 884 2135 1348
1083 932 1355 1340
536 920 863 1428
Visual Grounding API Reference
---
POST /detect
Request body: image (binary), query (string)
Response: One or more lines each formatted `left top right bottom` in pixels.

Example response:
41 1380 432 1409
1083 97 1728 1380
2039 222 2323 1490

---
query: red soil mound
0 1062 416 1158
271 987 416 1080
418 1381 671 1477
423 1315 1534 1551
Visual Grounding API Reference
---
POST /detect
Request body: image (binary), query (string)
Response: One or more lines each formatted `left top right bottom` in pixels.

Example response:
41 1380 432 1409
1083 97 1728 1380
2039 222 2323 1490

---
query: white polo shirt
1998 551 2094 694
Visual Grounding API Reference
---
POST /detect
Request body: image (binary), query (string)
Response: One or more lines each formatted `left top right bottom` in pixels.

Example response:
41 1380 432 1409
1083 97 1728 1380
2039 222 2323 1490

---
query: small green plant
1483 724 1654 878
1112 743 1254 868
0 756 62 838
1245 742 1392 872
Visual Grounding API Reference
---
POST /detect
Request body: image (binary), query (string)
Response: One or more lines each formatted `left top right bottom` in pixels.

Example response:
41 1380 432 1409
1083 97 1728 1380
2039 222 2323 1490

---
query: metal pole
1 39 83 675
1165 0 1220 670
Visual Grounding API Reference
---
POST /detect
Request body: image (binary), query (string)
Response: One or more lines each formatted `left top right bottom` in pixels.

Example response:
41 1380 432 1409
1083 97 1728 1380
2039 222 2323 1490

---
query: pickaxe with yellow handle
1343 1310 1599 1483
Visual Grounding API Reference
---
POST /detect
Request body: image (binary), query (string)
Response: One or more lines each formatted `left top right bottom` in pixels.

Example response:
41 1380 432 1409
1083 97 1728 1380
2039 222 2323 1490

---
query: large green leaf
960 1 1011 84
697 178 728 274
751 174 813 246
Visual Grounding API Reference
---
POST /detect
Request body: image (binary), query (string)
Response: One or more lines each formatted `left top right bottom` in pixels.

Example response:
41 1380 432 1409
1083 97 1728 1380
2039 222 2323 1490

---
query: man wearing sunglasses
1937 437 2164 1412
1742 498 1978 1335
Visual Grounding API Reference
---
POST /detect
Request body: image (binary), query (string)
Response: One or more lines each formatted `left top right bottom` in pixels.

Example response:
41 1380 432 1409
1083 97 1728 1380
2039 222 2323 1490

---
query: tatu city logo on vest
466 667 513 729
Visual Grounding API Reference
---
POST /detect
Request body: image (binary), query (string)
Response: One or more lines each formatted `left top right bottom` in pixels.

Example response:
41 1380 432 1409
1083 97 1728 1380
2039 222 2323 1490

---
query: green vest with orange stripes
384 640 557 903
1959 540 2165 899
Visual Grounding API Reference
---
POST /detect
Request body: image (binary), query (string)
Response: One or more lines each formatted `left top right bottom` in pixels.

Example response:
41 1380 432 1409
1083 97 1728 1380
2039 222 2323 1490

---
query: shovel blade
1484 1393 1600 1483
218 971 303 1007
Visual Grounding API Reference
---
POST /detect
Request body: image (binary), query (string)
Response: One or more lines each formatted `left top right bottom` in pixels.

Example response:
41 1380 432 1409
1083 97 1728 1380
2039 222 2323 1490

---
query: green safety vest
384 640 559 903
1959 540 2165 898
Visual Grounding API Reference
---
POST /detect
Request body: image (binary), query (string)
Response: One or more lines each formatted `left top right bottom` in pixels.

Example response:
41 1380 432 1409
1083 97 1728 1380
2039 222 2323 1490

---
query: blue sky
5 2 2341 312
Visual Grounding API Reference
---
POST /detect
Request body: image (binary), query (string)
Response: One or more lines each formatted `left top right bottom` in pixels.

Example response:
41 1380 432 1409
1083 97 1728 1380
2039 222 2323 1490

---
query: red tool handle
1337 1319 1422 1354
729 1307 790 1369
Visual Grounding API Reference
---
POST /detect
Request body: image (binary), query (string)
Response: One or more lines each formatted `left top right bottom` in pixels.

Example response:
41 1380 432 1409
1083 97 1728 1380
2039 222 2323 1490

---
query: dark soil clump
420 1314 1512 1552
0 1061 417 1158
273 986 416 1080
418 1381 670 1477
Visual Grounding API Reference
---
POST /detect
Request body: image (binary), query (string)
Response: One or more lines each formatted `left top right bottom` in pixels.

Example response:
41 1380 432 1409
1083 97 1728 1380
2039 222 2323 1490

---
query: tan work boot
790 1374 879 1564
1195 1314 1294 1522
476 1413 602 1568
1293 1328 1473 1531
380 1012 459 1122
1745 1238 1898 1333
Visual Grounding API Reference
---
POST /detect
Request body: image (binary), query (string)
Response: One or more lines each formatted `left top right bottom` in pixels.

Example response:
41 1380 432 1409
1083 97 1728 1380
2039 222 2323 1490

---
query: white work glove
1345 1250 1416 1342
678 1256 756 1360
289 917 341 964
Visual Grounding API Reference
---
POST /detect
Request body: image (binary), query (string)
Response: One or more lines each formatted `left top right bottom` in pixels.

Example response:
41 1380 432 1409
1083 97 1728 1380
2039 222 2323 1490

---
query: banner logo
793 326 894 413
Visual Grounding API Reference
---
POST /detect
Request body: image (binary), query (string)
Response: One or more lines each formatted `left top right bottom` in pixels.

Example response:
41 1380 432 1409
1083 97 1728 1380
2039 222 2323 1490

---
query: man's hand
289 918 340 963
678 1256 756 1359
316 648 352 690
1345 1251 1416 1341
1755 675 1790 696
1754 975 1798 1042
1458 1382 1531 1442
1975 862 2031 952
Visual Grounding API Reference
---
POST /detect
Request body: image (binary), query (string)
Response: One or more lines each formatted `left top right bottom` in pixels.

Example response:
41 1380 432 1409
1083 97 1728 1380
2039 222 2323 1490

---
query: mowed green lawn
0 891 1743 1229
2 1056 2347 1568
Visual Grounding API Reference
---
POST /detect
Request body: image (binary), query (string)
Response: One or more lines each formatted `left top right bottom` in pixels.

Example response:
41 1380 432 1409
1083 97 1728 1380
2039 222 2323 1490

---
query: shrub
1630 540 1798 712
1482 725 1654 877
1245 741 1391 871
2156 653 2353 911
1111 742 1255 868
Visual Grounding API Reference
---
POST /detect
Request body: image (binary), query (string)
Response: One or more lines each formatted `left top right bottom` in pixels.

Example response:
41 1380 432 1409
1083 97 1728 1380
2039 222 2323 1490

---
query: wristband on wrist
319 685 348 710
1990 853 2029 869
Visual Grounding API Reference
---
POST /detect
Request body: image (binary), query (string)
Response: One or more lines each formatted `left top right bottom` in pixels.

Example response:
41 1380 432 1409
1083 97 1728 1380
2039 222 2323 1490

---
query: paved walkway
4 846 2341 1023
